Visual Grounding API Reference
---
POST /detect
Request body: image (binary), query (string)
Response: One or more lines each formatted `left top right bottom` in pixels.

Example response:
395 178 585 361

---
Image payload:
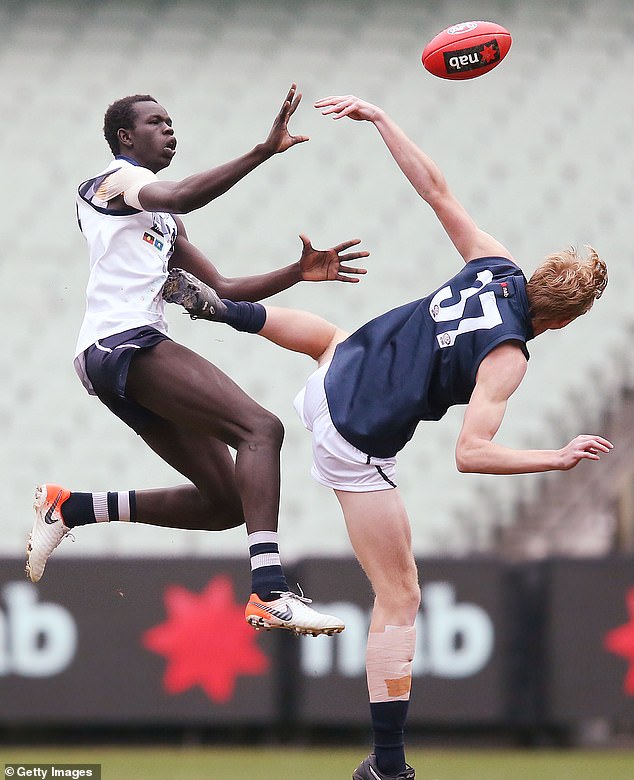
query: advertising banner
542 558 634 723
4 556 634 728
0 558 278 724
296 558 515 725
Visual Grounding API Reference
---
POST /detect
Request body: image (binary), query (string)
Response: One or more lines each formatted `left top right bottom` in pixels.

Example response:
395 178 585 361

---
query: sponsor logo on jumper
444 39 500 74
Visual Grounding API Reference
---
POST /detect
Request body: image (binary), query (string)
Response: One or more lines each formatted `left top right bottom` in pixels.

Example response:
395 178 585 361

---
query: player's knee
248 409 285 450
377 568 420 616
396 573 421 614
406 580 422 614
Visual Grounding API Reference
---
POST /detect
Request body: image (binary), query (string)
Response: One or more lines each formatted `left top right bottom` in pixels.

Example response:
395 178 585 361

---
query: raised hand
264 83 309 154
298 234 369 283
558 434 614 470
314 94 383 123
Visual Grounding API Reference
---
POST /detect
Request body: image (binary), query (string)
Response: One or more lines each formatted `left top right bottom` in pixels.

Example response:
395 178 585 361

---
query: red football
422 21 512 80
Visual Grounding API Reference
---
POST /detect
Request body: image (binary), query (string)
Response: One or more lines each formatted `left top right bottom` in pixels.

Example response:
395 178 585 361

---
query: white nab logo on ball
446 21 478 35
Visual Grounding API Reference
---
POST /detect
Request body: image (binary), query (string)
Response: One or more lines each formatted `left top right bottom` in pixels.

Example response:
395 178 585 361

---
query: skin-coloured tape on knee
366 625 416 703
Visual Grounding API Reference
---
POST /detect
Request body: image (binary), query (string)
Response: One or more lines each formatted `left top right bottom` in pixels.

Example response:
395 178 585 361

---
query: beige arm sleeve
95 165 158 210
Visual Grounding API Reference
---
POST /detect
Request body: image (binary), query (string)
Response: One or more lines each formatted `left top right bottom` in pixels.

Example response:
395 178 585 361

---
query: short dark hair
103 94 158 156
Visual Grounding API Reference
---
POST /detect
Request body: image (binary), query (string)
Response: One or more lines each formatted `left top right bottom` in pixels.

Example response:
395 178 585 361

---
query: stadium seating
4 0 633 561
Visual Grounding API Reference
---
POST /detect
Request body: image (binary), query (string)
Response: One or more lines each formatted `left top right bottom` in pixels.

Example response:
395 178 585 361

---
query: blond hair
525 246 607 323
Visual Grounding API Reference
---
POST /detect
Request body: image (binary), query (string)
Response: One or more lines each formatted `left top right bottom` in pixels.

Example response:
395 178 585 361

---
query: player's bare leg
126 340 283 535
336 488 419 779
28 340 344 635
162 268 348 365
258 306 349 366
128 340 343 635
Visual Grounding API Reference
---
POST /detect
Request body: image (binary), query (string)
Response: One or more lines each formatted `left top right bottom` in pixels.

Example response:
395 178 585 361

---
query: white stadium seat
4 0 632 560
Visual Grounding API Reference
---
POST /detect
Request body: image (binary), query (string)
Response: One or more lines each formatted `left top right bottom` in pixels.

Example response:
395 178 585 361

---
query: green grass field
2 746 634 780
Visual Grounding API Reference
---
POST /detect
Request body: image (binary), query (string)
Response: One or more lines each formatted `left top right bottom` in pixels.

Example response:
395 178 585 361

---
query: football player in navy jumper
27 85 370 638
164 95 611 780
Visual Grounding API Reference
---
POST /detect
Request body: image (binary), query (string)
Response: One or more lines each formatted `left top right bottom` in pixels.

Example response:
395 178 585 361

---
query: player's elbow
455 440 478 473
423 179 452 215
455 453 473 473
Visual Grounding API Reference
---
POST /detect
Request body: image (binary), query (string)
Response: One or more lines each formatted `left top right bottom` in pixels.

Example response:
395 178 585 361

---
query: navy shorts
84 325 171 434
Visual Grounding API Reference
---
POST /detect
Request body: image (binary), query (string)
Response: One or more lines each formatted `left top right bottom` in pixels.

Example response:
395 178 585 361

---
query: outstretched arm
143 84 307 213
456 343 613 473
170 226 368 302
100 84 309 214
315 94 511 264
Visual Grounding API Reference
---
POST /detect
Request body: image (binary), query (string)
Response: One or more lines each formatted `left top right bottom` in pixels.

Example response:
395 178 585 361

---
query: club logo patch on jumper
142 231 164 251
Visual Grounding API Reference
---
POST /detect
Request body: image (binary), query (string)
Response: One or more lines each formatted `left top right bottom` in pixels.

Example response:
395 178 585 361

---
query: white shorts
293 362 398 492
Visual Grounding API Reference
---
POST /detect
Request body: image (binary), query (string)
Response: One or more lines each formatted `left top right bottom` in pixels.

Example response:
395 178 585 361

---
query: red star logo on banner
604 587 634 695
142 575 269 702
480 44 498 63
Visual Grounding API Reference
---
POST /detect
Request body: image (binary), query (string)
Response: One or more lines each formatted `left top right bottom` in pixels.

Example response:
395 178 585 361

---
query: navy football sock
370 700 410 776
248 531 288 601
62 491 137 527
221 300 267 333
61 493 95 527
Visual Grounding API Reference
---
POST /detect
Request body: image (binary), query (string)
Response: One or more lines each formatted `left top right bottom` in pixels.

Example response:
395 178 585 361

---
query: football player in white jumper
27 85 368 637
